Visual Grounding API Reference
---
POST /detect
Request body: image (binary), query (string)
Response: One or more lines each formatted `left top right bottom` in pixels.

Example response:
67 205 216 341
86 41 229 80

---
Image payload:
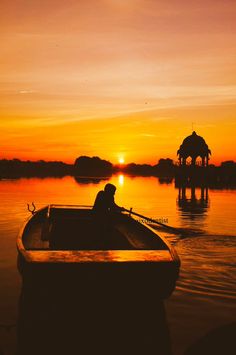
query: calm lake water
0 175 235 354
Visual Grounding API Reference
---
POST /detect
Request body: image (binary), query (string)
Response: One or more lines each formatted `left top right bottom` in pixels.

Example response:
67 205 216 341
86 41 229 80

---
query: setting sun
118 158 125 164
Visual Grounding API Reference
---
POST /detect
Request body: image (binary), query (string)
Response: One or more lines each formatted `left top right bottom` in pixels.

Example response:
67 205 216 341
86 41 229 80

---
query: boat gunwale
17 205 180 266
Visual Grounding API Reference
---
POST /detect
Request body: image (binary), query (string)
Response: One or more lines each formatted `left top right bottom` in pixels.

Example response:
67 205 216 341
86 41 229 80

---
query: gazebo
177 131 211 167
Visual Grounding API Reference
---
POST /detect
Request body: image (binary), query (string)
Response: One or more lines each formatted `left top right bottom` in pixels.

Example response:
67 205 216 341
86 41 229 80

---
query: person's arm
110 196 124 212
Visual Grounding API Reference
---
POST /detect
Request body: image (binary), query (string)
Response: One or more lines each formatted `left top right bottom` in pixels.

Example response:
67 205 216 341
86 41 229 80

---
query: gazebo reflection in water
176 183 209 220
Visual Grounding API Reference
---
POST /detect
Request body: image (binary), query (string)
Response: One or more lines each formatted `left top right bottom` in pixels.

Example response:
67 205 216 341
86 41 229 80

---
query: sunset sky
1 0 236 165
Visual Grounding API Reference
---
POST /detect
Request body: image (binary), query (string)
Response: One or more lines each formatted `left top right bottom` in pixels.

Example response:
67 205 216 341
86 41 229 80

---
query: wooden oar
123 208 185 234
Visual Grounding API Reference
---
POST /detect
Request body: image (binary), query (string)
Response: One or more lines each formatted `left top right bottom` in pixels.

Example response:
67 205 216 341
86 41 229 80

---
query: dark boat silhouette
17 205 180 299
16 205 180 355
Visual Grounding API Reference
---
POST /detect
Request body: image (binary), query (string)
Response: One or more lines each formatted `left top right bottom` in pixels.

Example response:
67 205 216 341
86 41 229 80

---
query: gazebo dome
182 131 206 147
177 131 211 167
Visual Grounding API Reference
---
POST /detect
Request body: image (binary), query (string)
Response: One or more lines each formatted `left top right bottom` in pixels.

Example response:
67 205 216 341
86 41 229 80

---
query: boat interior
22 206 169 251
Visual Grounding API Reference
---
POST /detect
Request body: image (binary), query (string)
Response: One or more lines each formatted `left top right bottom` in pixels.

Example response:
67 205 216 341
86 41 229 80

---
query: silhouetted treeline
0 159 73 178
1 157 236 187
116 158 176 177
117 163 154 176
74 156 113 177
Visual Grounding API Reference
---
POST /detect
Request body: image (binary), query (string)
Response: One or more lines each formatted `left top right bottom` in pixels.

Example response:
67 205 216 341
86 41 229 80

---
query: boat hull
17 205 180 299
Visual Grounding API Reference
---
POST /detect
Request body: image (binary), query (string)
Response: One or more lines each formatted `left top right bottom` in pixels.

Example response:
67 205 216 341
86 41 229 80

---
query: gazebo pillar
201 157 205 167
191 157 196 166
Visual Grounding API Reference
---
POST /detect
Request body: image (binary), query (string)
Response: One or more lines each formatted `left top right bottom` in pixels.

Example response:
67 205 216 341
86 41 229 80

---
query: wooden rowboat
17 204 180 354
17 204 180 298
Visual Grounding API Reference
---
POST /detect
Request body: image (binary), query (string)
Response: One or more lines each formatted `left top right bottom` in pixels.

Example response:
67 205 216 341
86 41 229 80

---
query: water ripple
174 235 236 303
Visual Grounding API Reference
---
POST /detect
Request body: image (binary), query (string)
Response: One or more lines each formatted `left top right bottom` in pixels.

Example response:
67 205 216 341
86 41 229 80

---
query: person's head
104 183 116 196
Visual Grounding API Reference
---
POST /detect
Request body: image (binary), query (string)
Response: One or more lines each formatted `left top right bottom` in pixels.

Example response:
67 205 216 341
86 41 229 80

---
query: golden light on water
118 174 124 186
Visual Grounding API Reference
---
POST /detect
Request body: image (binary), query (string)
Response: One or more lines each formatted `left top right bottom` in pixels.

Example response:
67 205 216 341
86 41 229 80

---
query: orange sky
1 0 236 165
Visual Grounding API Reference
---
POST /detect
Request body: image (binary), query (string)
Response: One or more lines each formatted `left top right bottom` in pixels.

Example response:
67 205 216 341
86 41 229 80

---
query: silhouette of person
93 183 123 215
92 183 124 248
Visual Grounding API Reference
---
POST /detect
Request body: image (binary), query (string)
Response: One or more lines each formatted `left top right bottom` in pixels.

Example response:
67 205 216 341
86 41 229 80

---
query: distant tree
153 158 175 177
74 156 112 176
122 163 153 176
219 161 236 182
157 158 174 168
220 161 236 168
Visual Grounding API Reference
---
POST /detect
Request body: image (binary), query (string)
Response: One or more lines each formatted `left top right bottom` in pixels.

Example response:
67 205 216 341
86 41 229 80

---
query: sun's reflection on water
118 174 124 186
